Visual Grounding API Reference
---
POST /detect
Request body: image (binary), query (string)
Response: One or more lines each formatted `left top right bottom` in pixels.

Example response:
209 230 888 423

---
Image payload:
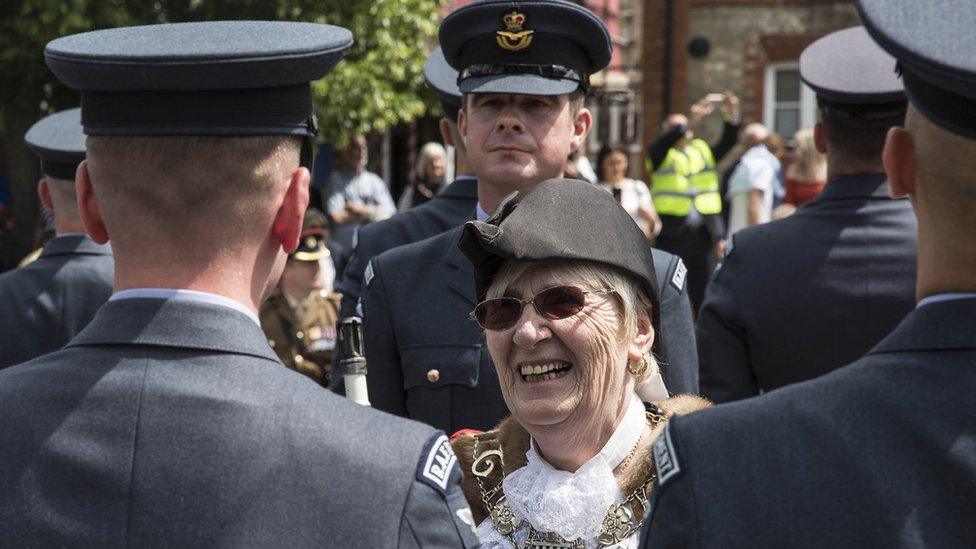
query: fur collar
452 394 710 523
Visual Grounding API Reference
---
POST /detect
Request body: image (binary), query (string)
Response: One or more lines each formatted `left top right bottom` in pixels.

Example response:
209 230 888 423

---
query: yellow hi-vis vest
648 138 723 217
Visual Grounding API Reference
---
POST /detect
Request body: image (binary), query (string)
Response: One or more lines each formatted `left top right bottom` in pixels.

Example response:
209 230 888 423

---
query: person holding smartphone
597 143 661 239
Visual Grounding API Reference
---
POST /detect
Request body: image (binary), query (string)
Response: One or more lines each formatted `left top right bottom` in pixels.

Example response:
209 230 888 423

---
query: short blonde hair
86 135 300 249
43 176 81 223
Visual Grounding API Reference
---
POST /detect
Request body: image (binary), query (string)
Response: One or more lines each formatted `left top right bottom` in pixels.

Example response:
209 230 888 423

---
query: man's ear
37 178 54 212
272 167 311 254
813 122 828 154
76 161 109 244
439 118 456 149
457 107 468 141
571 107 593 153
884 126 916 198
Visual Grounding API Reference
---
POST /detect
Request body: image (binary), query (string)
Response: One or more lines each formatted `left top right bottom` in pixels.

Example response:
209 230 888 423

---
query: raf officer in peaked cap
261 227 342 388
362 0 699 437
0 108 114 368
643 1 976 546
330 45 479 394
697 26 918 404
0 21 477 547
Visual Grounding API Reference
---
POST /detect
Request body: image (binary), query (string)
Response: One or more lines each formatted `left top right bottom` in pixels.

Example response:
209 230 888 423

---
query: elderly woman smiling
453 179 708 548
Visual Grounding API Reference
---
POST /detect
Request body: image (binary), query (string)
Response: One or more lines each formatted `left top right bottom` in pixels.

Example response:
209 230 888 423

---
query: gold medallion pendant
497 11 534 52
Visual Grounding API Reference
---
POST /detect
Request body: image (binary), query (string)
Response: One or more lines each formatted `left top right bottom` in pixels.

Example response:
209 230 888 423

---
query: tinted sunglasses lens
536 286 586 319
476 298 523 330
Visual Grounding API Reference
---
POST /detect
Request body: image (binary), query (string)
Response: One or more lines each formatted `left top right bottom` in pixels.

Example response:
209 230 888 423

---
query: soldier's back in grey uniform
0 21 476 548
0 109 114 368
697 27 917 403
643 5 976 547
0 298 472 547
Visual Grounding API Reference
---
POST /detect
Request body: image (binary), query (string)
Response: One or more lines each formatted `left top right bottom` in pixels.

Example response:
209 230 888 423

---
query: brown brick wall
641 0 859 158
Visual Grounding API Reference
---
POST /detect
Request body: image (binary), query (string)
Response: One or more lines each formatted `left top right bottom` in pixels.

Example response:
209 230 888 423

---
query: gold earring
628 354 649 377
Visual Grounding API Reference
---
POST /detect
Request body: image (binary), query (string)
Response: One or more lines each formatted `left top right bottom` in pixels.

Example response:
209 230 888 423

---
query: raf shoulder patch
363 260 375 287
652 423 682 489
416 433 460 496
669 258 687 292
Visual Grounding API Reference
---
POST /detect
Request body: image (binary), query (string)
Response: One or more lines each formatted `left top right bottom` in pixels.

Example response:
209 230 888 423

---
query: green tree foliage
0 0 442 266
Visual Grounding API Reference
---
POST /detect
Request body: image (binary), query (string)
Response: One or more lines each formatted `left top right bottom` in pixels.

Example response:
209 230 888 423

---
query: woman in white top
596 144 661 239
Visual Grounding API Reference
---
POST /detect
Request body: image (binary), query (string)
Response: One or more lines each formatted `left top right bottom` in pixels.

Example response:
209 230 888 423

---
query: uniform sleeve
696 242 758 403
399 433 480 548
363 257 408 416
657 256 700 395
640 421 701 549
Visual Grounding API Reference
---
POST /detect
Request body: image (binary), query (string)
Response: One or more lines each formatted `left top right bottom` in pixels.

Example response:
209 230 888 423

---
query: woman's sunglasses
472 285 617 331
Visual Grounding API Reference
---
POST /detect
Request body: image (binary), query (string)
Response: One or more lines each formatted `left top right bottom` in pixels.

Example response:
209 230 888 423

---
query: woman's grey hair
415 141 447 180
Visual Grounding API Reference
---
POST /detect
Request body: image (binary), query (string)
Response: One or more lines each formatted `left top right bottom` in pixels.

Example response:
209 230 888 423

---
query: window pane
775 69 800 103
775 108 799 138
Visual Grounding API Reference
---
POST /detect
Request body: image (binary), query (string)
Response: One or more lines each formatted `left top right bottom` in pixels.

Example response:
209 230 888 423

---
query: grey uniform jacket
0 298 477 548
331 176 478 393
0 234 114 369
697 174 917 403
643 297 976 548
362 224 699 435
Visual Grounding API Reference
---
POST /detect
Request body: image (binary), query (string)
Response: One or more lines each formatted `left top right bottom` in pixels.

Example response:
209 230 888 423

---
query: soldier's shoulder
373 225 462 270
649 247 686 295
358 197 457 254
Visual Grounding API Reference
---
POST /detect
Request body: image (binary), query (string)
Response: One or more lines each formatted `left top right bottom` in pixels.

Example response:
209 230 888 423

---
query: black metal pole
662 0 674 115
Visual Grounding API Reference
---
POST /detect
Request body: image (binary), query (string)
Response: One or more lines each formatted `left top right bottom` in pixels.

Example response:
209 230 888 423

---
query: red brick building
640 0 860 175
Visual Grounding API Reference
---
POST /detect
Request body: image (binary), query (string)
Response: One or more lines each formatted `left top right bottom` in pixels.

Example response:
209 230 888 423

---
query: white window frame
763 62 817 138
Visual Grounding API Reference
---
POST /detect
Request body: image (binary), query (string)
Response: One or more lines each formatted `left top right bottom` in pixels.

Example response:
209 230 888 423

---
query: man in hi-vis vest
646 92 740 312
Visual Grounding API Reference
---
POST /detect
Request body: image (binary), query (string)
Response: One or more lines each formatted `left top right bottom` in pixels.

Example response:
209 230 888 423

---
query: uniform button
294 355 305 365
296 331 304 339
427 369 440 383
268 339 276 348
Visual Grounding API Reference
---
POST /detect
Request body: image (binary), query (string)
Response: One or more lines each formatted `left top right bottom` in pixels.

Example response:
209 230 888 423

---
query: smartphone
612 187 622 203
705 93 724 104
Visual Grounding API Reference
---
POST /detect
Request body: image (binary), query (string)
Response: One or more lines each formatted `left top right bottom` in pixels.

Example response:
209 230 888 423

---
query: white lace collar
477 395 646 548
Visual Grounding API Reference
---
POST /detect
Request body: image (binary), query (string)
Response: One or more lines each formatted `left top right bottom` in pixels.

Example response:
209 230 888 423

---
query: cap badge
304 236 317 249
497 11 533 52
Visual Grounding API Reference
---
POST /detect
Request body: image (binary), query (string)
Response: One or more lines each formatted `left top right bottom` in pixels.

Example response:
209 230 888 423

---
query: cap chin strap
300 114 319 169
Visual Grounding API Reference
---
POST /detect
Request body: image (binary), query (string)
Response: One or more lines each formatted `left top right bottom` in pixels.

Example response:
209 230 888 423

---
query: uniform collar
815 173 892 201
110 288 260 326
869 296 976 355
917 293 976 308
40 234 112 259
438 175 478 200
69 296 277 361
